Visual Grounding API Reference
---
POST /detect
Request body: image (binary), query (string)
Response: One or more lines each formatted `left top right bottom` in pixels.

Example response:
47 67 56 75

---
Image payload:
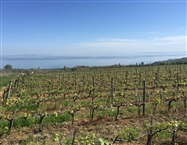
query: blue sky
1 0 186 56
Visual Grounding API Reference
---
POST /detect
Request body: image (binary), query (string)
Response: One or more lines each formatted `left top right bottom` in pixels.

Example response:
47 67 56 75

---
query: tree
4 64 12 70
64 66 66 71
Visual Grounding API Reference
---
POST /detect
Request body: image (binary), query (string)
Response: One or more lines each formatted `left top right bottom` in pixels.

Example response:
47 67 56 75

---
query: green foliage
119 126 140 141
0 75 18 89
64 66 66 71
126 106 137 114
75 133 96 145
1 64 187 144
53 132 60 142
75 133 112 145
97 108 117 118
98 138 113 145
158 130 171 140
71 67 77 71
14 117 37 128
0 113 71 132
4 64 13 70
43 113 71 125
0 119 9 133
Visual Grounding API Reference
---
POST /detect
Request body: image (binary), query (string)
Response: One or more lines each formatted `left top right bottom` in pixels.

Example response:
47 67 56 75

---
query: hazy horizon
1 51 186 69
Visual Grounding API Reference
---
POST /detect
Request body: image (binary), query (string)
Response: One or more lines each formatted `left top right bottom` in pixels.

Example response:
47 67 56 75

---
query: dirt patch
0 89 5 102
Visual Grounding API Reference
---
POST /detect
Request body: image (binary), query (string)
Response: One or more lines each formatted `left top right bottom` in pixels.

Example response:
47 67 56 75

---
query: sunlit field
0 64 187 145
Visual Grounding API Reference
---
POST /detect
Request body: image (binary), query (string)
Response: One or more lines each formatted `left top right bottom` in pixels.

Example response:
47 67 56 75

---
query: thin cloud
78 35 186 47
77 39 144 48
75 35 186 55
153 35 187 45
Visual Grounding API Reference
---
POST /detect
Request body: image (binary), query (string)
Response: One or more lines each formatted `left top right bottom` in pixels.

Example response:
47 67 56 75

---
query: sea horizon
0 51 186 69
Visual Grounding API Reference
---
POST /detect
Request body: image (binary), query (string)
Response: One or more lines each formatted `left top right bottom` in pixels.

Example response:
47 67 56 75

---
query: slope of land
153 57 187 65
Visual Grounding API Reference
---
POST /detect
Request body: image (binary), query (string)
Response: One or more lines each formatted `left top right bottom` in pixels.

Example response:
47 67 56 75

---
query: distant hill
153 57 187 65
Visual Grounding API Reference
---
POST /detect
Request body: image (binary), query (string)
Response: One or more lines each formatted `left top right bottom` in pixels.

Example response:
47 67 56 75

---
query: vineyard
0 65 187 145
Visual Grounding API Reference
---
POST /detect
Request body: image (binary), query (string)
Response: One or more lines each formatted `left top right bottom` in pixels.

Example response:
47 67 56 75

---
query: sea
1 52 186 69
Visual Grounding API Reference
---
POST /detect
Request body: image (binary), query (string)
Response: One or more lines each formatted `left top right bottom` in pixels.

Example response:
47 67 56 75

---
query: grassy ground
0 75 18 90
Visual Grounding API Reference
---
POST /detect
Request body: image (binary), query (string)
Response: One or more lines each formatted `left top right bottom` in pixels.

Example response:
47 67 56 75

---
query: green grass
126 106 138 115
19 103 38 112
14 113 71 128
44 113 71 125
97 109 117 118
0 75 18 90
157 130 171 141
14 117 38 128
0 119 9 132
0 113 72 132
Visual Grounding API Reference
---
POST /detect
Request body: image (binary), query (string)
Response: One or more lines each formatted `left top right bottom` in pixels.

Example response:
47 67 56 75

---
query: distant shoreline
1 51 185 60
1 52 186 69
